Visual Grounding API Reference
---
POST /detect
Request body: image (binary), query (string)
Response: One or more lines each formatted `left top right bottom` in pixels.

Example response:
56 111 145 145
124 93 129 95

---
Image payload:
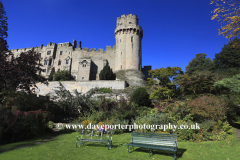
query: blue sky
2 0 230 72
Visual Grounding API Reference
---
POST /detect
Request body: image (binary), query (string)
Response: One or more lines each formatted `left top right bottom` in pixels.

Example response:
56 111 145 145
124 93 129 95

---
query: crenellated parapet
114 28 143 38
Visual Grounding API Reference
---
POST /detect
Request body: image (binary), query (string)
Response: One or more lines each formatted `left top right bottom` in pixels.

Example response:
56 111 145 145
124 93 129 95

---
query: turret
114 14 143 71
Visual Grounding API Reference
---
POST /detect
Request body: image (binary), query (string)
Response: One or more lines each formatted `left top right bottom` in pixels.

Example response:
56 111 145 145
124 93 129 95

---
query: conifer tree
99 65 116 80
0 1 8 40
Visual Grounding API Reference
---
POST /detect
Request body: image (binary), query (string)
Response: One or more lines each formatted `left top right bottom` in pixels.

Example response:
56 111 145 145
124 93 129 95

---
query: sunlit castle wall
114 14 143 71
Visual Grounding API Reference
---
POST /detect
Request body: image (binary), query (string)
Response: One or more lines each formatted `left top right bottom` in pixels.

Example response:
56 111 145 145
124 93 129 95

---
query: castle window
60 51 63 55
129 22 132 24
82 64 86 67
47 51 51 55
42 69 46 72
69 52 70 54
58 69 60 71
44 60 48 65
58 60 61 65
82 77 84 80
38 53 41 57
66 59 69 64
131 36 133 42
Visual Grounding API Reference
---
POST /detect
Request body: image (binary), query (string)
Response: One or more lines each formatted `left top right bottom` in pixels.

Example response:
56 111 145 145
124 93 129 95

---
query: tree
185 53 213 74
0 48 46 93
0 1 8 39
177 71 216 96
99 65 116 80
147 67 184 100
211 0 240 39
214 73 240 93
213 38 240 70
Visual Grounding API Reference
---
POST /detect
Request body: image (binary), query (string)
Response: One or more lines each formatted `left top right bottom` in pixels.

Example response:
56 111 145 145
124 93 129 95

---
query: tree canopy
211 0 240 39
0 1 8 39
185 53 213 74
213 38 240 70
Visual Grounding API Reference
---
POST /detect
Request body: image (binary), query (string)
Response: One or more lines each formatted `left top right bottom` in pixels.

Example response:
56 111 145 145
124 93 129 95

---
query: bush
99 88 113 93
187 95 227 122
53 70 73 81
99 65 116 80
0 109 52 144
131 87 151 107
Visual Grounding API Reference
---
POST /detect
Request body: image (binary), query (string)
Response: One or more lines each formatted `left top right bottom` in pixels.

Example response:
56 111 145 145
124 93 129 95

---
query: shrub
131 87 151 107
0 109 52 144
187 95 227 122
53 70 73 81
99 65 116 80
99 88 113 93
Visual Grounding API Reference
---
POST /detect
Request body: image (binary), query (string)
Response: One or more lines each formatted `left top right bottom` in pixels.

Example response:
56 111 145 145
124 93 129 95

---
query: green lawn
0 132 239 160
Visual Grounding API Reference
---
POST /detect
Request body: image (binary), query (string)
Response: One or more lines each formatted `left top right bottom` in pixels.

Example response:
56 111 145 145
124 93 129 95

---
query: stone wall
33 80 126 96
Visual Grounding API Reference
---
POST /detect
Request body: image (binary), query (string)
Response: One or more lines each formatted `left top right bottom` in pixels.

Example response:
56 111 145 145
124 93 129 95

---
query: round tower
114 14 143 71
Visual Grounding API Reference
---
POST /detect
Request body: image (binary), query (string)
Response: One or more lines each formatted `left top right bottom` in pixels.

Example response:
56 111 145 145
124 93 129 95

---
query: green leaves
214 73 240 92
185 53 213 75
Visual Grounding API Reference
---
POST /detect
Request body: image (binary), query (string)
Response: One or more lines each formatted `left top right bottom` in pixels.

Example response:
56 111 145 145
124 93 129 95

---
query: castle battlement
10 14 143 81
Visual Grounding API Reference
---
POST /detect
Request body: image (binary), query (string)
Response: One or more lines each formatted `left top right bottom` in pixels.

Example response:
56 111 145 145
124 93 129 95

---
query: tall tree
99 65 116 80
213 38 240 70
211 0 240 39
185 53 213 74
0 1 8 39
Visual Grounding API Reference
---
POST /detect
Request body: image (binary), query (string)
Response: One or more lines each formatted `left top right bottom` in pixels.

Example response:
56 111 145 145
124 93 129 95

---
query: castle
11 14 150 82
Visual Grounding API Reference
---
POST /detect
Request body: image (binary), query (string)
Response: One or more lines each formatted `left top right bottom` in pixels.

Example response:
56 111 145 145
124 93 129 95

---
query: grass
0 132 239 160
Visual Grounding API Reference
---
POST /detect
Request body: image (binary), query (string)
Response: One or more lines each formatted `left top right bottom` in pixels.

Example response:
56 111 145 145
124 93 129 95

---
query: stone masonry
10 14 148 81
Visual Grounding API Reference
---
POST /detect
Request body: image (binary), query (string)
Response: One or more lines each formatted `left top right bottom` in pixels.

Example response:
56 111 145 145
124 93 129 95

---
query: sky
2 0 230 72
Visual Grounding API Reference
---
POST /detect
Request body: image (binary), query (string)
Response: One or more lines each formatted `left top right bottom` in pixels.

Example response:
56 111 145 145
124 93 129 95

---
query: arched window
58 60 61 65
48 59 52 66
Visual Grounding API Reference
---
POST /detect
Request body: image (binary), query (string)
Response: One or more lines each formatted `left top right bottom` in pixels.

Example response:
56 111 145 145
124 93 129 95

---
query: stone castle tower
11 14 150 84
115 14 143 71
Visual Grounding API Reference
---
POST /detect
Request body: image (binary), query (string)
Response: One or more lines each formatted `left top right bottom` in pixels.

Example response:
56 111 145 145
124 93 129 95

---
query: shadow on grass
129 147 187 159
0 130 76 154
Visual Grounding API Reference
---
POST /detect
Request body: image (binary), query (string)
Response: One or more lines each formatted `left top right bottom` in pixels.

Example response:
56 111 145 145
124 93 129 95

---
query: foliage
213 38 240 70
51 82 97 120
185 53 213 74
0 109 52 144
177 71 216 97
53 70 73 81
148 67 184 100
0 2 8 39
211 0 240 38
0 46 47 93
214 73 240 92
99 65 116 80
187 95 228 122
99 87 113 93
48 121 54 129
131 87 151 107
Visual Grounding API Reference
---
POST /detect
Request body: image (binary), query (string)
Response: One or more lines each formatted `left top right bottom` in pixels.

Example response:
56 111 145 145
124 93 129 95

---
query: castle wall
33 80 126 95
10 14 143 81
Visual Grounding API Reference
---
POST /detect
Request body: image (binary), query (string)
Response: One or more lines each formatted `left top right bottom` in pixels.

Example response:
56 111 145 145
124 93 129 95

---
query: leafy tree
131 87 151 107
0 47 46 93
177 71 216 96
211 0 240 38
185 53 213 74
214 73 240 93
53 70 73 81
213 38 240 70
0 1 8 39
99 65 116 80
147 67 184 100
